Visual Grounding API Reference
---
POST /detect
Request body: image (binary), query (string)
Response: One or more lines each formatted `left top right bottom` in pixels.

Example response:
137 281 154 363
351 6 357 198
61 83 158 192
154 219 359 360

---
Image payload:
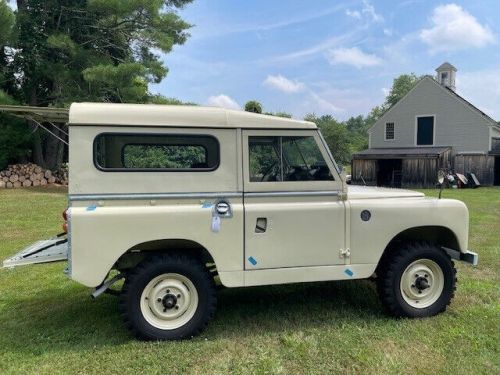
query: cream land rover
3 103 478 340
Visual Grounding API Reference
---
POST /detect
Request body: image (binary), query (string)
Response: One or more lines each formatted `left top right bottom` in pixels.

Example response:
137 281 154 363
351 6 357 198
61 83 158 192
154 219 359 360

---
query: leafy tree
345 115 369 152
148 95 197 106
264 111 292 118
0 0 14 46
1 0 193 169
385 73 421 108
245 100 263 114
0 1 32 169
124 145 205 169
0 92 33 170
305 114 351 166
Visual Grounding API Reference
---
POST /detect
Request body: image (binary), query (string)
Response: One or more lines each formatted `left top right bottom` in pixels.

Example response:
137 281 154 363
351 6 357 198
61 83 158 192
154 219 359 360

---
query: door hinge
339 248 351 259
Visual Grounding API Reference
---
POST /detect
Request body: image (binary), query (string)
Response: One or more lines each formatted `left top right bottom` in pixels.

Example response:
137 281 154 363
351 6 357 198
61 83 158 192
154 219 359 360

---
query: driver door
242 129 346 270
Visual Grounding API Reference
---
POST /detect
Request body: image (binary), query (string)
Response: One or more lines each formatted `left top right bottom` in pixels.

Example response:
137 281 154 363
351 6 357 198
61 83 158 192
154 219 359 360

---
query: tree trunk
43 125 65 170
31 126 45 167
27 82 66 170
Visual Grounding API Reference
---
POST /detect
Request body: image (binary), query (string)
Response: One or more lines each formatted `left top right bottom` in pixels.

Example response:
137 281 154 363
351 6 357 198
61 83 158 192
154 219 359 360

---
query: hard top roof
69 103 317 129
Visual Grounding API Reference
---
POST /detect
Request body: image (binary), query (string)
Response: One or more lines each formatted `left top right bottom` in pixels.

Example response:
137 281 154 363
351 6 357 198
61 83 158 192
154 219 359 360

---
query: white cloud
383 28 393 37
345 9 361 19
308 91 344 113
262 74 343 114
261 30 359 64
326 47 382 68
206 94 240 110
195 4 347 39
345 1 383 23
263 74 305 93
362 0 383 23
420 4 495 53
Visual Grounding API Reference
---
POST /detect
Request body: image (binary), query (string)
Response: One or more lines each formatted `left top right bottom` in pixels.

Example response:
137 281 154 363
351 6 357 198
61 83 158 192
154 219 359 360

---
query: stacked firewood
52 163 69 185
0 163 68 188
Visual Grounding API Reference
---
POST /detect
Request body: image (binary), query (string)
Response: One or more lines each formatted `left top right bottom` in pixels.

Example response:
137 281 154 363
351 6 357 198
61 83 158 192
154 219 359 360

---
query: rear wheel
377 243 456 318
120 254 216 340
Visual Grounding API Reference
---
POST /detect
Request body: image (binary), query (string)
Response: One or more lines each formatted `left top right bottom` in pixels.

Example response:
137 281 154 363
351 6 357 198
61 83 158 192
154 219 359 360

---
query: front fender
348 197 469 264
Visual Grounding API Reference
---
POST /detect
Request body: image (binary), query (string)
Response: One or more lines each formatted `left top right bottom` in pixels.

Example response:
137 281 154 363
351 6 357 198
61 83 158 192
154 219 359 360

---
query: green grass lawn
0 186 498 374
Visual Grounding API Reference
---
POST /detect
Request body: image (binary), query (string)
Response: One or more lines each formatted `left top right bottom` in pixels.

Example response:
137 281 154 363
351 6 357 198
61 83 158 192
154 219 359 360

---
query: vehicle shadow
0 279 384 353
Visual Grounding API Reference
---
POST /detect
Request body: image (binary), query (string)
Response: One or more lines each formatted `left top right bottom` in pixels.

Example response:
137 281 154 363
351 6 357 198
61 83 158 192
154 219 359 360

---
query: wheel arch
376 225 460 270
114 238 217 273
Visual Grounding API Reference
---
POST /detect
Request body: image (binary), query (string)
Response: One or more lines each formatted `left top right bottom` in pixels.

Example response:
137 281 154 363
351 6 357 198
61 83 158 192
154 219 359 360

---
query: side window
94 133 219 171
249 136 282 181
385 122 395 140
249 136 334 182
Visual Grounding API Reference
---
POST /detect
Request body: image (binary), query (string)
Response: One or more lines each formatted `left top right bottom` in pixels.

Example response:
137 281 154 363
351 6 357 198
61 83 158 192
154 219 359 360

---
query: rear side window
94 133 219 171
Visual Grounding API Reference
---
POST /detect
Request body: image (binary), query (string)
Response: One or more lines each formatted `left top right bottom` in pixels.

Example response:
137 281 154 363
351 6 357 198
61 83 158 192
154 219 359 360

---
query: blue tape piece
201 202 213 208
86 205 97 211
248 256 257 266
344 268 354 277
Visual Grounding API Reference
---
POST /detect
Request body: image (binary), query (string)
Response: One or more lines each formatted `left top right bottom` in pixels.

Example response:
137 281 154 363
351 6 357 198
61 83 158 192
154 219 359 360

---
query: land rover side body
3 103 478 340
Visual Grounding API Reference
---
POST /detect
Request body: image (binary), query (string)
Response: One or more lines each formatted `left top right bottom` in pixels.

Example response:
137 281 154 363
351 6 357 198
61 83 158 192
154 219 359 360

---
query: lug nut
177 294 181 298
157 298 162 302
166 289 170 293
175 305 179 310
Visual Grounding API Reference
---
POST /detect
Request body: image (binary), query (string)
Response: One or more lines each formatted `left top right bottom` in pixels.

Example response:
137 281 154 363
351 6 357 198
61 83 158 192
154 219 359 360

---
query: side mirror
437 170 446 199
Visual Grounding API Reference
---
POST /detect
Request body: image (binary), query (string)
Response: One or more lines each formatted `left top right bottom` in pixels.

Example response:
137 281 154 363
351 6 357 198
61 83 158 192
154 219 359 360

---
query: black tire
377 242 457 318
120 253 217 340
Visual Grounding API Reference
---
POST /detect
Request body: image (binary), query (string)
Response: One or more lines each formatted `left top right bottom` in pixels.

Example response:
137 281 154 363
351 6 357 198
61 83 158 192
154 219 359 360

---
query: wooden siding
401 158 438 188
351 159 377 186
454 154 494 186
351 149 453 188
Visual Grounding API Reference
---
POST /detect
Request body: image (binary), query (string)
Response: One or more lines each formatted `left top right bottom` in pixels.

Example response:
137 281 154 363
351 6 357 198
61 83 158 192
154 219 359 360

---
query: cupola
435 62 457 91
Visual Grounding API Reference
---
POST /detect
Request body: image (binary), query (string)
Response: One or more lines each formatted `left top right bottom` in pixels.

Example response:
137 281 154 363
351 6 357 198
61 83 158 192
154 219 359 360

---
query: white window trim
414 114 436 146
384 122 395 141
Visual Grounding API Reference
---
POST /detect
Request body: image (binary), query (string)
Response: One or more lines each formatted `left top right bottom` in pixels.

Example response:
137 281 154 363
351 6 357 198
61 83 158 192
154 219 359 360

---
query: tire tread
377 242 457 318
120 253 217 340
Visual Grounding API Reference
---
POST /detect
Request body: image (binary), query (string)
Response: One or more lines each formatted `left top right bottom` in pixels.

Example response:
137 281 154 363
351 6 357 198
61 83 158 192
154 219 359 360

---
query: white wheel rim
140 273 199 330
400 259 444 309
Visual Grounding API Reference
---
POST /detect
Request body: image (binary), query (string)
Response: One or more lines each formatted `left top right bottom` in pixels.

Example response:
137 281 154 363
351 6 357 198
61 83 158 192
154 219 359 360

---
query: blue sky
152 0 500 120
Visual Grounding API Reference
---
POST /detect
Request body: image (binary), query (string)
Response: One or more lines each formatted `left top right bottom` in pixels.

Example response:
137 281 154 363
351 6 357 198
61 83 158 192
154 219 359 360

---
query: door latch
214 200 232 218
339 248 351 259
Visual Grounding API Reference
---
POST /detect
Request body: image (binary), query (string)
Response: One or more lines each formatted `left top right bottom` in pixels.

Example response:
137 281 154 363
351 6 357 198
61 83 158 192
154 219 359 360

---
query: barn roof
352 146 451 159
435 62 457 71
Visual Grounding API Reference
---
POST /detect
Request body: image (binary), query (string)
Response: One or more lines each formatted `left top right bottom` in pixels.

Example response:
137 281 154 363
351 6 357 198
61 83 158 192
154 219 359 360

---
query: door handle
255 218 267 233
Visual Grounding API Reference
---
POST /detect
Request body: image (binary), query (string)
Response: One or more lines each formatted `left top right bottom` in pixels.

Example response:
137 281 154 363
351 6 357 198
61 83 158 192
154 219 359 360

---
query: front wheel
120 254 217 340
377 243 457 318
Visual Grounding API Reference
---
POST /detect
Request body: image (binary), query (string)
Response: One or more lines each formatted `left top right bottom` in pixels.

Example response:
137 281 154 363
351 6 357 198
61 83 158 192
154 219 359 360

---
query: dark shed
352 147 452 188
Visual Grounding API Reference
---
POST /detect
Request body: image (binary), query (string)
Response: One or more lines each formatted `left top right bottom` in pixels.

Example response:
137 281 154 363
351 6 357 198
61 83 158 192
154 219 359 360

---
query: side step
2 236 68 268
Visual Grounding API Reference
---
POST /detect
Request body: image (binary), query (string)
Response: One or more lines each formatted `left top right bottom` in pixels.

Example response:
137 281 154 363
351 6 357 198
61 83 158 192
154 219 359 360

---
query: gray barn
352 63 500 187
